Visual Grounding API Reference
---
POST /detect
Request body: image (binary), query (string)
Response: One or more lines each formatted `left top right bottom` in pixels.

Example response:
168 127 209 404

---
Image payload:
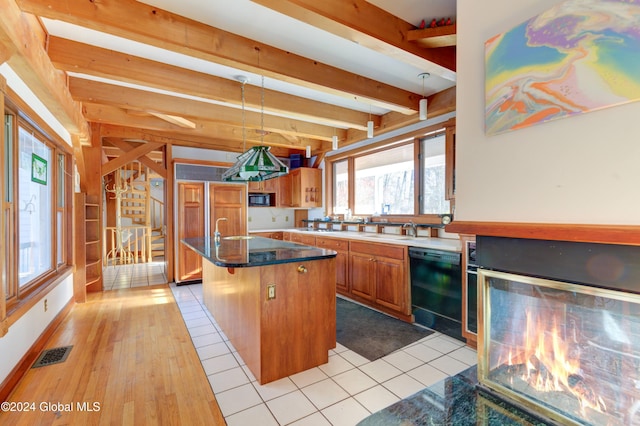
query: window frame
3 89 74 318
325 119 455 224
352 141 417 216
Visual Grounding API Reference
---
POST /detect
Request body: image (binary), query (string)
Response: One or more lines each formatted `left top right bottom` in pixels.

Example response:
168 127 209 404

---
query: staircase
149 197 165 261
116 162 165 262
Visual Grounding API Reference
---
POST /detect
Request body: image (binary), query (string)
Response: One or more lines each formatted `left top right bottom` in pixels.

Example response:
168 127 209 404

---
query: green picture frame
31 153 47 185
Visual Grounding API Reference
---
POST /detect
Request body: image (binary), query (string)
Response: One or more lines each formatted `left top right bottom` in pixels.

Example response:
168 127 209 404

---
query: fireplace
476 236 640 425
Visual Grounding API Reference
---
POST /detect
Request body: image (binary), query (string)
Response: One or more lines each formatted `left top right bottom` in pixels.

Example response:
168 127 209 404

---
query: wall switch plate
267 284 276 300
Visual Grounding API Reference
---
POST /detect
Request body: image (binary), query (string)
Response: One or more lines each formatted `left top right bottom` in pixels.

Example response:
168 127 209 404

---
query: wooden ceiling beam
101 141 163 176
70 77 349 141
341 86 456 148
98 124 296 158
84 104 323 152
102 144 164 163
47 36 371 131
252 0 456 75
104 138 167 179
18 0 419 113
0 0 88 140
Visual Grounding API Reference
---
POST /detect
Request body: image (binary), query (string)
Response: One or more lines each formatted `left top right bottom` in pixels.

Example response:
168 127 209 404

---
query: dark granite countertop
182 236 337 268
359 367 552 426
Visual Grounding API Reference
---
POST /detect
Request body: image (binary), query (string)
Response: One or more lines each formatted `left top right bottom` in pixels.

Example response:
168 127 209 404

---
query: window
3 113 12 300
18 126 53 287
57 153 66 266
2 100 72 307
354 144 414 215
325 122 455 221
420 133 450 214
332 159 349 215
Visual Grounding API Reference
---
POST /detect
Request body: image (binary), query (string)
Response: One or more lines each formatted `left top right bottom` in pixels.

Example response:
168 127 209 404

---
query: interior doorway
102 261 168 290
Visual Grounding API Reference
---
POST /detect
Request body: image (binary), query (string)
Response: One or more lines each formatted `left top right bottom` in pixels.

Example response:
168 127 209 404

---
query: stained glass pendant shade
222 145 289 181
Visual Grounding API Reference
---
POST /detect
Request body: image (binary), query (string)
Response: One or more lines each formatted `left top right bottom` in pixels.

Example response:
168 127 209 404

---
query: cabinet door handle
297 265 308 274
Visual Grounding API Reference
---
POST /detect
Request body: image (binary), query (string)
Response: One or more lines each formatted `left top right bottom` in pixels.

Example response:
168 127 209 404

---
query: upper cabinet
276 173 292 207
290 168 322 208
247 168 322 209
248 179 278 193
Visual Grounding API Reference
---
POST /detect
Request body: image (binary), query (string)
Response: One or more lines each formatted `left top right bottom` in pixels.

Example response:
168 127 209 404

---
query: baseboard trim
0 298 74 402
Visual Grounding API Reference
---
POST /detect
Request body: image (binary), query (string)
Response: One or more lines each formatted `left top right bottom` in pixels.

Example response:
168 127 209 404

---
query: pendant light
332 135 338 151
222 74 289 182
418 72 430 121
367 106 374 139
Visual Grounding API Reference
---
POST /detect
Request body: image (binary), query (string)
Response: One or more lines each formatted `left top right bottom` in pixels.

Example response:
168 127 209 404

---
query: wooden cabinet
176 182 247 283
284 231 411 321
290 167 322 208
248 178 277 193
315 236 349 293
349 251 376 301
250 231 283 240
348 241 409 319
177 182 205 283
203 256 335 384
289 232 316 246
276 173 292 207
74 192 103 300
247 171 313 208
209 184 247 238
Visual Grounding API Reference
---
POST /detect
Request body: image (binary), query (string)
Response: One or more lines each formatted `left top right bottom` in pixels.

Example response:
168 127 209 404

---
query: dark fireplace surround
476 236 640 425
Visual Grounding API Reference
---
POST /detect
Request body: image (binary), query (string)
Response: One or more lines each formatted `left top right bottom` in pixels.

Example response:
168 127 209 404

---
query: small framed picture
31 154 47 185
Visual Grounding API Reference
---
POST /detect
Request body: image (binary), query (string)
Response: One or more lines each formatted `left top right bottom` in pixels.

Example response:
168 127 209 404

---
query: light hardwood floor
0 285 225 426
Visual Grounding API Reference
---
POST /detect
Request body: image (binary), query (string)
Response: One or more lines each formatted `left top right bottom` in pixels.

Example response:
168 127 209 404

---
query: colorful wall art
485 0 640 136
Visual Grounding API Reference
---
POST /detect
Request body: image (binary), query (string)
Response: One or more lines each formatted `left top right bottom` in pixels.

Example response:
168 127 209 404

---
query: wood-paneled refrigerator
175 180 247 284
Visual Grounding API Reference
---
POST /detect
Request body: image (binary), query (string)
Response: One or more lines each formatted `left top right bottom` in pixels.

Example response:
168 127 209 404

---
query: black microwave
248 193 271 207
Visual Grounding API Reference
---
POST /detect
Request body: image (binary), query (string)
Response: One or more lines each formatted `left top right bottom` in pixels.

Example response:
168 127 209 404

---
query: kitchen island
182 236 337 384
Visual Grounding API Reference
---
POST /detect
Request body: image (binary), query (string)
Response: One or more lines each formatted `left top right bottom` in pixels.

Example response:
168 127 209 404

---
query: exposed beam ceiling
7 0 456 158
19 0 420 112
252 0 456 73
47 37 374 131
0 0 88 140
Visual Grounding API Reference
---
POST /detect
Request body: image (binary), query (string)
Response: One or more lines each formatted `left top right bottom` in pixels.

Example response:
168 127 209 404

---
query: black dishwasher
409 247 463 341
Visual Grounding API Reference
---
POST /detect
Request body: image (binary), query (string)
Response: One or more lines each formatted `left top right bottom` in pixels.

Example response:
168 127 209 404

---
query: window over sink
326 121 455 221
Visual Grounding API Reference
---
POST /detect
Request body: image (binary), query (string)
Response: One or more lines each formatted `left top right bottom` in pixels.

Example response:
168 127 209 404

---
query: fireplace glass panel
479 269 640 426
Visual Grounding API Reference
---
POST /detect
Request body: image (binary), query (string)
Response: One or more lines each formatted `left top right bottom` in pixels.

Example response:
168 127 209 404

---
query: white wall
456 0 640 224
0 64 75 384
171 146 235 163
0 64 72 146
248 207 295 229
0 276 73 384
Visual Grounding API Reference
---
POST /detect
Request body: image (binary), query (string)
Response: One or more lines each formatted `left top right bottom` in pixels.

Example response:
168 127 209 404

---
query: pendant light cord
241 81 246 152
261 75 265 145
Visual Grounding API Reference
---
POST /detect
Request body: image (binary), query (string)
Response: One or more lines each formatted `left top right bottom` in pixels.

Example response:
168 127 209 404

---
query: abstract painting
485 0 640 136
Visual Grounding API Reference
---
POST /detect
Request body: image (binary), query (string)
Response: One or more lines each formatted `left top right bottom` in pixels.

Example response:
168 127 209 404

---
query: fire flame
500 309 606 414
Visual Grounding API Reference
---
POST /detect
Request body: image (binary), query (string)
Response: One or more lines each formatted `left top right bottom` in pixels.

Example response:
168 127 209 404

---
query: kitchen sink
223 235 255 240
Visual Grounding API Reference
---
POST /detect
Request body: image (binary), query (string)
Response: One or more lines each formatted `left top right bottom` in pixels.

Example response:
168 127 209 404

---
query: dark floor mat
336 298 433 361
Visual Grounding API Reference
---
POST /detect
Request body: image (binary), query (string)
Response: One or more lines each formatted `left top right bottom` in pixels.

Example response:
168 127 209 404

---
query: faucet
403 221 417 238
214 217 228 245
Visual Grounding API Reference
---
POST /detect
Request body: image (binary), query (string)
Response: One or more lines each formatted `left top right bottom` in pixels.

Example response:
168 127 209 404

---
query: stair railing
104 225 152 265
150 196 164 231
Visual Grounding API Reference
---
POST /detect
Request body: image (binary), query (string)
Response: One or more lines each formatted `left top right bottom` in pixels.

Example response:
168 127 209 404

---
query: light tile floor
102 261 167 290
170 283 478 426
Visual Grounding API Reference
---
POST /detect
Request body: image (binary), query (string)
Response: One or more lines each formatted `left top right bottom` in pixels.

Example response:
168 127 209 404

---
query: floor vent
32 346 73 368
